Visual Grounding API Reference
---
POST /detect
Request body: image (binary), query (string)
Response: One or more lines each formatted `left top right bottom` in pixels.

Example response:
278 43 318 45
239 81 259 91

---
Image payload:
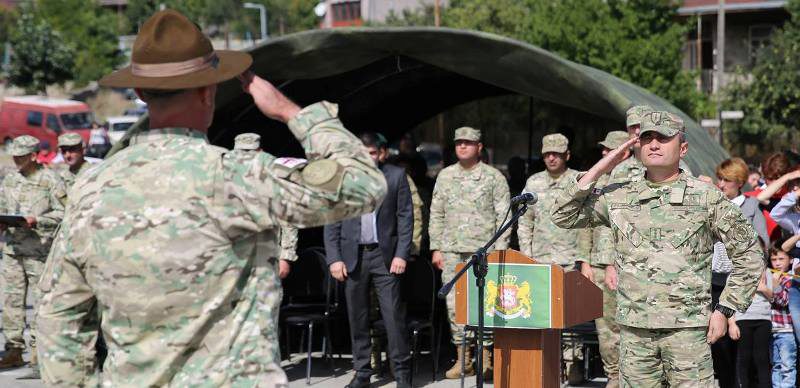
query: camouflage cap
640 111 685 137
541 133 568 154
234 133 260 150
626 104 653 127
8 135 39 156
58 133 83 148
598 130 629 149
454 127 481 142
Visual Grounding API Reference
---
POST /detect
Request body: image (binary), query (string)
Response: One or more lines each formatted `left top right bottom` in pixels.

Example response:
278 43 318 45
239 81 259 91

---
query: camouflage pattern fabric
36 101 387 387
619 326 713 387
407 175 423 256
429 161 510 253
592 265 619 387
0 165 65 351
551 172 763 328
278 223 299 262
518 168 588 266
57 162 92 191
441 251 492 346
3 256 44 350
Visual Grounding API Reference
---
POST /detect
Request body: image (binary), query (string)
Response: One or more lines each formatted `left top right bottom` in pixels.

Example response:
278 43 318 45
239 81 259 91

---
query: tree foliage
383 0 711 118
722 0 800 153
0 7 16 65
35 0 124 86
7 11 74 94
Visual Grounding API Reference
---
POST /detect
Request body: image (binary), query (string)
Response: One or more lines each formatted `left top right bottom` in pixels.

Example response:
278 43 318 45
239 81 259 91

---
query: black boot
345 373 371 388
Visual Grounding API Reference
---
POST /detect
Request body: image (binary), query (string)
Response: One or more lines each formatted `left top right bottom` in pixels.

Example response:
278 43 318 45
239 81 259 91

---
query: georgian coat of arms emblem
485 274 532 319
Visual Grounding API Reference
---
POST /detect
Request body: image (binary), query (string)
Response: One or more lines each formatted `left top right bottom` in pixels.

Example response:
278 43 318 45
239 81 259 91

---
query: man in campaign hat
37 9 386 386
429 126 510 379
0 136 66 377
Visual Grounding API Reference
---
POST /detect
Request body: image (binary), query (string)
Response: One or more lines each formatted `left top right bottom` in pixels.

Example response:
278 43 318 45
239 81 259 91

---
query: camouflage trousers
258 256 289 385
619 325 714 388
592 265 619 386
441 252 492 346
2 254 44 350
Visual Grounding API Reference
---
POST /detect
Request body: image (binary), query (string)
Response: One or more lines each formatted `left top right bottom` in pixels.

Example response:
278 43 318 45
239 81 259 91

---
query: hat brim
454 137 480 142
99 50 253 89
541 147 568 154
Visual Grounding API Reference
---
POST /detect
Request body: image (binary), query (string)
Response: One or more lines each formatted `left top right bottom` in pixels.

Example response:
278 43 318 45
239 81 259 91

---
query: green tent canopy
113 27 728 175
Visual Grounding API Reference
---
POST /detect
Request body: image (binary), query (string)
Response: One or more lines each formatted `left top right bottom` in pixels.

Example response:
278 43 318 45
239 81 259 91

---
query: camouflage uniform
55 132 92 189
517 134 588 266
0 136 66 354
37 102 387 387
551 112 764 387
429 127 510 346
578 131 629 387
407 176 424 256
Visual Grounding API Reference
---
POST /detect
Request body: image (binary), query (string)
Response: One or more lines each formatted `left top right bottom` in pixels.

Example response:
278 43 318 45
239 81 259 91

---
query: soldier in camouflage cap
0 135 66 375
575 130 634 388
57 133 91 189
233 132 261 151
553 111 763 387
36 9 386 387
519 132 590 382
431 126 509 379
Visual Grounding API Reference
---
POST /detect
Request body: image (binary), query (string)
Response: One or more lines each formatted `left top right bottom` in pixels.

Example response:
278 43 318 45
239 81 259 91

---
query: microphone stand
438 203 529 387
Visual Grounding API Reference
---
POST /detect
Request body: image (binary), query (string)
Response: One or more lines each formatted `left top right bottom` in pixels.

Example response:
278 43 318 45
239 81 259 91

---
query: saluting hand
578 136 639 187
238 71 301 123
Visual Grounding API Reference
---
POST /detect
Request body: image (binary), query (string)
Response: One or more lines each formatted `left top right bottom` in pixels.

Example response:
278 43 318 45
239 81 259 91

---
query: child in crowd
769 241 796 388
727 237 771 388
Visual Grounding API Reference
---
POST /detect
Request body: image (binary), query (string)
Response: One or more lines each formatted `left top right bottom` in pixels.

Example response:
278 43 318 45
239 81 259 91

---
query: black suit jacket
324 163 413 271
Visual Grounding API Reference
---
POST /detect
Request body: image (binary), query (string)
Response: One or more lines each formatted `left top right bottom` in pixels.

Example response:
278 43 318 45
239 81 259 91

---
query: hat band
131 52 219 78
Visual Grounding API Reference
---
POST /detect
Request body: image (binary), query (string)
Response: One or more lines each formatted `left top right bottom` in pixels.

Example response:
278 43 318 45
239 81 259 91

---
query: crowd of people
0 7 787 388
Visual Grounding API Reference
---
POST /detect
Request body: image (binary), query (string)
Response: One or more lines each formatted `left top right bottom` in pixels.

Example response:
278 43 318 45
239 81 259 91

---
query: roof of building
679 0 787 15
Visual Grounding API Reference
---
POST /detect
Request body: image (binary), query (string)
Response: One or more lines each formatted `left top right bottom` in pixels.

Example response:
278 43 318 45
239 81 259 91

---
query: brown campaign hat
99 10 252 89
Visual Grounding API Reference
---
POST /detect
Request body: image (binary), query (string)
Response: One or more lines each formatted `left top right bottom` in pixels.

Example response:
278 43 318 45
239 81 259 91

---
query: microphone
511 192 538 205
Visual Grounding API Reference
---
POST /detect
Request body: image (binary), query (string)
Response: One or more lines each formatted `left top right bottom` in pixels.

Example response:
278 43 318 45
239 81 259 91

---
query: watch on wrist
715 305 735 318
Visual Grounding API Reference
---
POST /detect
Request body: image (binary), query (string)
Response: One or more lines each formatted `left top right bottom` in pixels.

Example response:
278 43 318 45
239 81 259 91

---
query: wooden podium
454 249 602 388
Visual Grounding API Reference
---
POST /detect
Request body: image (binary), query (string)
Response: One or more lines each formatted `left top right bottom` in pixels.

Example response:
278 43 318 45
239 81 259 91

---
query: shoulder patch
275 157 308 169
301 159 342 188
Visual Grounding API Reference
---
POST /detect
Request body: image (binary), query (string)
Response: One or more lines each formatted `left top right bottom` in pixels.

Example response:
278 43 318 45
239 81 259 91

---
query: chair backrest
403 258 436 323
282 246 331 307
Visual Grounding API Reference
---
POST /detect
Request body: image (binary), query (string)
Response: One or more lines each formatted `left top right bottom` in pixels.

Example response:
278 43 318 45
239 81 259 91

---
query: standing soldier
552 111 763 386
36 9 386 387
517 133 590 383
56 133 92 189
0 135 66 378
612 105 692 182
429 127 510 380
577 130 630 388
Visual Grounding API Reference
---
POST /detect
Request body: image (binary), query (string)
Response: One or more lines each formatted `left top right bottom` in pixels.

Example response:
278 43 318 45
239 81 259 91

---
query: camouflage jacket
407 175 424 256
36 102 387 387
278 223 299 262
518 168 589 266
552 172 763 329
429 161 510 253
577 174 616 267
57 161 92 190
0 166 66 257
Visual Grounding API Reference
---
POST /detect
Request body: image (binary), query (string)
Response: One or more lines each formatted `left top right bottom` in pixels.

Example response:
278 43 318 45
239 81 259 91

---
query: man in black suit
324 132 413 388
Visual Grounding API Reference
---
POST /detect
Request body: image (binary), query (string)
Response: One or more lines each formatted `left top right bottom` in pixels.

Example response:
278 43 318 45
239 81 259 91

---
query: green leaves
7 12 74 94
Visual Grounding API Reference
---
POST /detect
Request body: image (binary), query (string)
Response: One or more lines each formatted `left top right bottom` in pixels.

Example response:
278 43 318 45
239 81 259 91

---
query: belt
359 243 379 251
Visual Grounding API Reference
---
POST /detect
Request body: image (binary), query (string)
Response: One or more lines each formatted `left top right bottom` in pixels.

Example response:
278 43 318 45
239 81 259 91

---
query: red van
0 96 94 150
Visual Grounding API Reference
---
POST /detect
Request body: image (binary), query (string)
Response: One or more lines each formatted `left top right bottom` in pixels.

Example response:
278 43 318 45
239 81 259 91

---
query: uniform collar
456 161 483 180
129 127 209 145
634 173 687 204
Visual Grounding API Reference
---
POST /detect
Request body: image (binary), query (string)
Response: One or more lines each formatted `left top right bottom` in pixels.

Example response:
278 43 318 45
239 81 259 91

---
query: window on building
332 1 361 22
750 24 775 66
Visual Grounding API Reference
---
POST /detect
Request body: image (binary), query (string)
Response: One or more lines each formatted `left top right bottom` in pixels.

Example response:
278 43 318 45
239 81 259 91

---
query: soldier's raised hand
578 136 639 187
238 71 301 123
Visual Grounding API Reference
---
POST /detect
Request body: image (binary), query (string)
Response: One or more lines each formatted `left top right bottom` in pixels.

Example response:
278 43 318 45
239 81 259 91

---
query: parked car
0 96 94 150
106 116 139 145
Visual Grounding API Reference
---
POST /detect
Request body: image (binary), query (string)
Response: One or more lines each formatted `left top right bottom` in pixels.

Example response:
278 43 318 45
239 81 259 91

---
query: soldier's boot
17 348 40 380
481 348 493 380
0 348 25 370
445 346 474 379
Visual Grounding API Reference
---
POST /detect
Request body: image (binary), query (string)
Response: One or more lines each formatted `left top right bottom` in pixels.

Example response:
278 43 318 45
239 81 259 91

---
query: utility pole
435 0 443 144
715 0 725 144
434 0 441 27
